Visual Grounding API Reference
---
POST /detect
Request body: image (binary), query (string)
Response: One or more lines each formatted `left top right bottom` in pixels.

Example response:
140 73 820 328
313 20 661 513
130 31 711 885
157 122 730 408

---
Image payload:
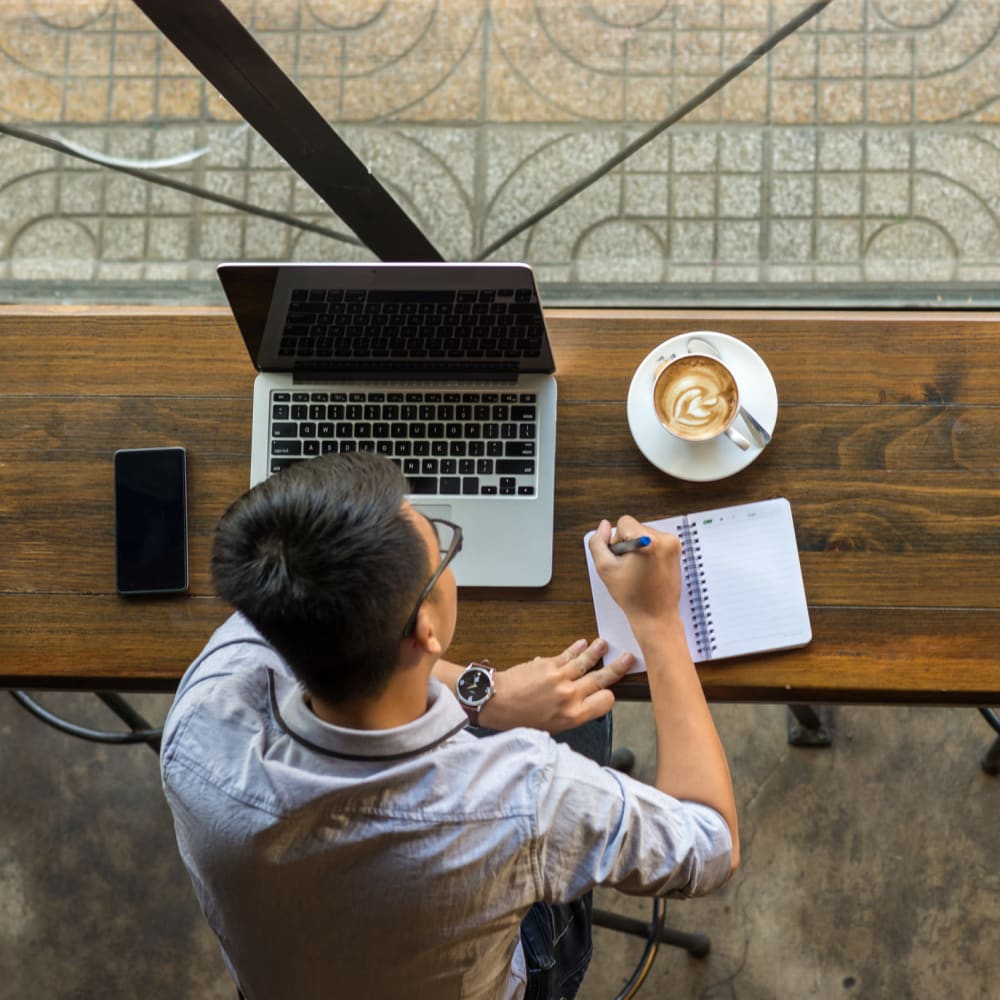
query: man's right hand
589 516 740 878
587 516 684 628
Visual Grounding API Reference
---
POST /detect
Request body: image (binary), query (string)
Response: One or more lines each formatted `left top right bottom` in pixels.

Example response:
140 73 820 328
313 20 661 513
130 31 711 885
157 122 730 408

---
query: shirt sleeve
532 740 733 902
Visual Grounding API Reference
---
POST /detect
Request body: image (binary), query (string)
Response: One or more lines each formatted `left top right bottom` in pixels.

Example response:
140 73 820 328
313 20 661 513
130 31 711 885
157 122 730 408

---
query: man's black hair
211 453 430 703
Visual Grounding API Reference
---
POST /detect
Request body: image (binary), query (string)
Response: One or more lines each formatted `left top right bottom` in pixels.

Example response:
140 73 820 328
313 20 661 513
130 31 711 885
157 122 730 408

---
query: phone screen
114 447 189 595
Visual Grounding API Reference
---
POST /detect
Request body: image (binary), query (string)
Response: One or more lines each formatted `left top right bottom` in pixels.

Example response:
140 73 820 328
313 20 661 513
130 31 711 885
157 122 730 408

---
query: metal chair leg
979 709 1000 776
592 906 711 958
982 736 1000 777
9 690 162 753
786 704 835 746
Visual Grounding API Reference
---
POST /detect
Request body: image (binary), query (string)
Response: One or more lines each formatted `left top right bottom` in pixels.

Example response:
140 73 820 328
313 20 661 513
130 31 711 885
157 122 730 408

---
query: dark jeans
520 892 594 1000
493 714 613 1000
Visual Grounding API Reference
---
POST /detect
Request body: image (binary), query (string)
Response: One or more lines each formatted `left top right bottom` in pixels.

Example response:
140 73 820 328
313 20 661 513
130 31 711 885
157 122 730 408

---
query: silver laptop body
218 261 557 587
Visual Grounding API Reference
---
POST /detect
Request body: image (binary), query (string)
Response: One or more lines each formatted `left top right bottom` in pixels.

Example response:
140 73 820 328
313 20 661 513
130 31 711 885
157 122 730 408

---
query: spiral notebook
583 497 811 671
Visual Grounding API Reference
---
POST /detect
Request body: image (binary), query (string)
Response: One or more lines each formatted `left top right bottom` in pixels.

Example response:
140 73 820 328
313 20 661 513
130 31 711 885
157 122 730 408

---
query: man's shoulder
160 616 296 815
177 613 284 691
163 614 284 750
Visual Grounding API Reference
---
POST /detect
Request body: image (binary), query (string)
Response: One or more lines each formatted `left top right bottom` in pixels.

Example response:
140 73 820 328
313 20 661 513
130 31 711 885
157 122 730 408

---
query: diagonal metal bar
0 122 362 248
477 0 833 260
131 0 442 262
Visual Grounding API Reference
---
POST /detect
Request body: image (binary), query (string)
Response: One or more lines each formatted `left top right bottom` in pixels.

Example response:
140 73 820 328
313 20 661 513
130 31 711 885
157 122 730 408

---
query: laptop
217 261 558 587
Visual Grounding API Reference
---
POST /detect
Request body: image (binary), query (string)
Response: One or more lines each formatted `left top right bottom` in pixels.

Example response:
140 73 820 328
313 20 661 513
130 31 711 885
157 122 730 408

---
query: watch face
457 666 493 706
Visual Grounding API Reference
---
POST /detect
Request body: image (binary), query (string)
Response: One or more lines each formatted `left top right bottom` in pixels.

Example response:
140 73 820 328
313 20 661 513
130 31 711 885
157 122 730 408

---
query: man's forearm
432 659 464 690
634 615 740 871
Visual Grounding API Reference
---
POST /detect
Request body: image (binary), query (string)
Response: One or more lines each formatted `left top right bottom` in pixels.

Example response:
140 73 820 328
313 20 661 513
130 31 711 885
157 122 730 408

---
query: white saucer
627 330 778 482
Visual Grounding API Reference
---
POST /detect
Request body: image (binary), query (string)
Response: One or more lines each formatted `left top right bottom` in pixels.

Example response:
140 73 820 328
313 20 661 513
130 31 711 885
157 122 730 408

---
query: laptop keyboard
269 389 538 497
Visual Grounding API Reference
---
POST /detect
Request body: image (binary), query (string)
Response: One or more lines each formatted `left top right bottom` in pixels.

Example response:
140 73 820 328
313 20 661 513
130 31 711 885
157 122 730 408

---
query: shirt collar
269 672 468 762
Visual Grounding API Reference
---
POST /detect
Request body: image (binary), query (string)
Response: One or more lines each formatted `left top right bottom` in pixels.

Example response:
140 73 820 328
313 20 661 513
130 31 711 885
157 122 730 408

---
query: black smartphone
113 447 189 595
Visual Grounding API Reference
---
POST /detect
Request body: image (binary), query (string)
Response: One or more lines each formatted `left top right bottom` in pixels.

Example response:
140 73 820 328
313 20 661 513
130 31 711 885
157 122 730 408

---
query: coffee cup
652 351 751 450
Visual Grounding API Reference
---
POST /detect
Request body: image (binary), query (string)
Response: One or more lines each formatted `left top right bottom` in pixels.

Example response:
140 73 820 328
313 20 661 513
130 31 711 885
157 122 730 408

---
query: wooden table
3 305 999 708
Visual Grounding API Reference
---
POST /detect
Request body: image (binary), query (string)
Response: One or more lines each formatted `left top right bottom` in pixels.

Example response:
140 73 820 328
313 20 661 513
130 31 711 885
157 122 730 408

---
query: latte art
654 355 739 441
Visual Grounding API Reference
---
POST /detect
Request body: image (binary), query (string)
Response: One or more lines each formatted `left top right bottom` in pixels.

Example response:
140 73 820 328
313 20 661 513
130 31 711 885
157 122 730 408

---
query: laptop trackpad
411 503 452 522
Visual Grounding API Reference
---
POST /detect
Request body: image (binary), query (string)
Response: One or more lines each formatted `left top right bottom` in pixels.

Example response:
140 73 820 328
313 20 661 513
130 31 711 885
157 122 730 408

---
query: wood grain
2 306 998 702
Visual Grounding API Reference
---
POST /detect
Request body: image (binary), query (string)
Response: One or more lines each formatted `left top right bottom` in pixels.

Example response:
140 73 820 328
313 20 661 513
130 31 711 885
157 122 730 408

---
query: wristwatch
455 661 496 724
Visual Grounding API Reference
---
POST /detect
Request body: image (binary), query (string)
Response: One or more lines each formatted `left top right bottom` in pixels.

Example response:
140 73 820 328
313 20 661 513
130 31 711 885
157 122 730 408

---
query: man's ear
407 604 444 659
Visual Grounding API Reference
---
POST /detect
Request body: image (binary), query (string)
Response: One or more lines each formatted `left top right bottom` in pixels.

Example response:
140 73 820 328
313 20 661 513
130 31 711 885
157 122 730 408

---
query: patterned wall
0 0 998 299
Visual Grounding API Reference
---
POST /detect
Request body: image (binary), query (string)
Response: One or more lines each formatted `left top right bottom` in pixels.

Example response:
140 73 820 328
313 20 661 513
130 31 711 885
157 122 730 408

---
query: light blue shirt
161 614 733 1000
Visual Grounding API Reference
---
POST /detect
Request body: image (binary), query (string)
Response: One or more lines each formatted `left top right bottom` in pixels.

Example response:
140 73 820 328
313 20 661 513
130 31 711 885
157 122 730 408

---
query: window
1 1 997 306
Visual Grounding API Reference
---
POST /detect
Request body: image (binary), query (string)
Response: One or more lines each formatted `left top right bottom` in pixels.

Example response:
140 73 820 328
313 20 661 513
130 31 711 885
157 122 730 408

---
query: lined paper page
688 498 812 660
582 498 811 672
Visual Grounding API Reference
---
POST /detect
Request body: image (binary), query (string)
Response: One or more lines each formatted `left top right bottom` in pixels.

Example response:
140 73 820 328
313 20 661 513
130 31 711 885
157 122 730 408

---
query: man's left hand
475 639 635 733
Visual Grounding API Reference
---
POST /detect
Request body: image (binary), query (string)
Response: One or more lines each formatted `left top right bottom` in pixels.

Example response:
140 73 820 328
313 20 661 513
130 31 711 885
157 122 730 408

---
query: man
161 452 738 999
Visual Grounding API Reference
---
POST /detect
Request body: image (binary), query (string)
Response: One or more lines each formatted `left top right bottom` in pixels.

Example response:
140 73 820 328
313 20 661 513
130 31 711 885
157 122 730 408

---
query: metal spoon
686 336 772 448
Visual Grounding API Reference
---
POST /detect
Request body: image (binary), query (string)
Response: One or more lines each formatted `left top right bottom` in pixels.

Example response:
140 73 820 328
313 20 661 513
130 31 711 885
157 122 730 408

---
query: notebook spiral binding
679 520 717 659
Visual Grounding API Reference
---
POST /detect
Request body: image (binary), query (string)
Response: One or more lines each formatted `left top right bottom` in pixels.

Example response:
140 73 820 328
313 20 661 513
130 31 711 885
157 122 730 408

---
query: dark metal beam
131 0 442 262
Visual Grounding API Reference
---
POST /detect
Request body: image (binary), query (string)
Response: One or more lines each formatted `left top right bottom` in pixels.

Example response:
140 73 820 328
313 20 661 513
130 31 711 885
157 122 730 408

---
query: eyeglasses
401 518 463 638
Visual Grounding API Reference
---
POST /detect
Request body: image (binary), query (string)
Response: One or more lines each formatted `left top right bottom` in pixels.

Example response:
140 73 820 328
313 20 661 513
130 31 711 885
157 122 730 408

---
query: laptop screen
218 262 555 381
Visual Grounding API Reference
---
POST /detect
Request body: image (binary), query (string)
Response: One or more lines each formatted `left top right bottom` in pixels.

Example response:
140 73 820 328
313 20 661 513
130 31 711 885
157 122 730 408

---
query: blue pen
609 536 651 555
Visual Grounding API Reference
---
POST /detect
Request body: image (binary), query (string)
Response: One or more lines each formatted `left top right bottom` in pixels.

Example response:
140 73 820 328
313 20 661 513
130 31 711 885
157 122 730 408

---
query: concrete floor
2 689 997 998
